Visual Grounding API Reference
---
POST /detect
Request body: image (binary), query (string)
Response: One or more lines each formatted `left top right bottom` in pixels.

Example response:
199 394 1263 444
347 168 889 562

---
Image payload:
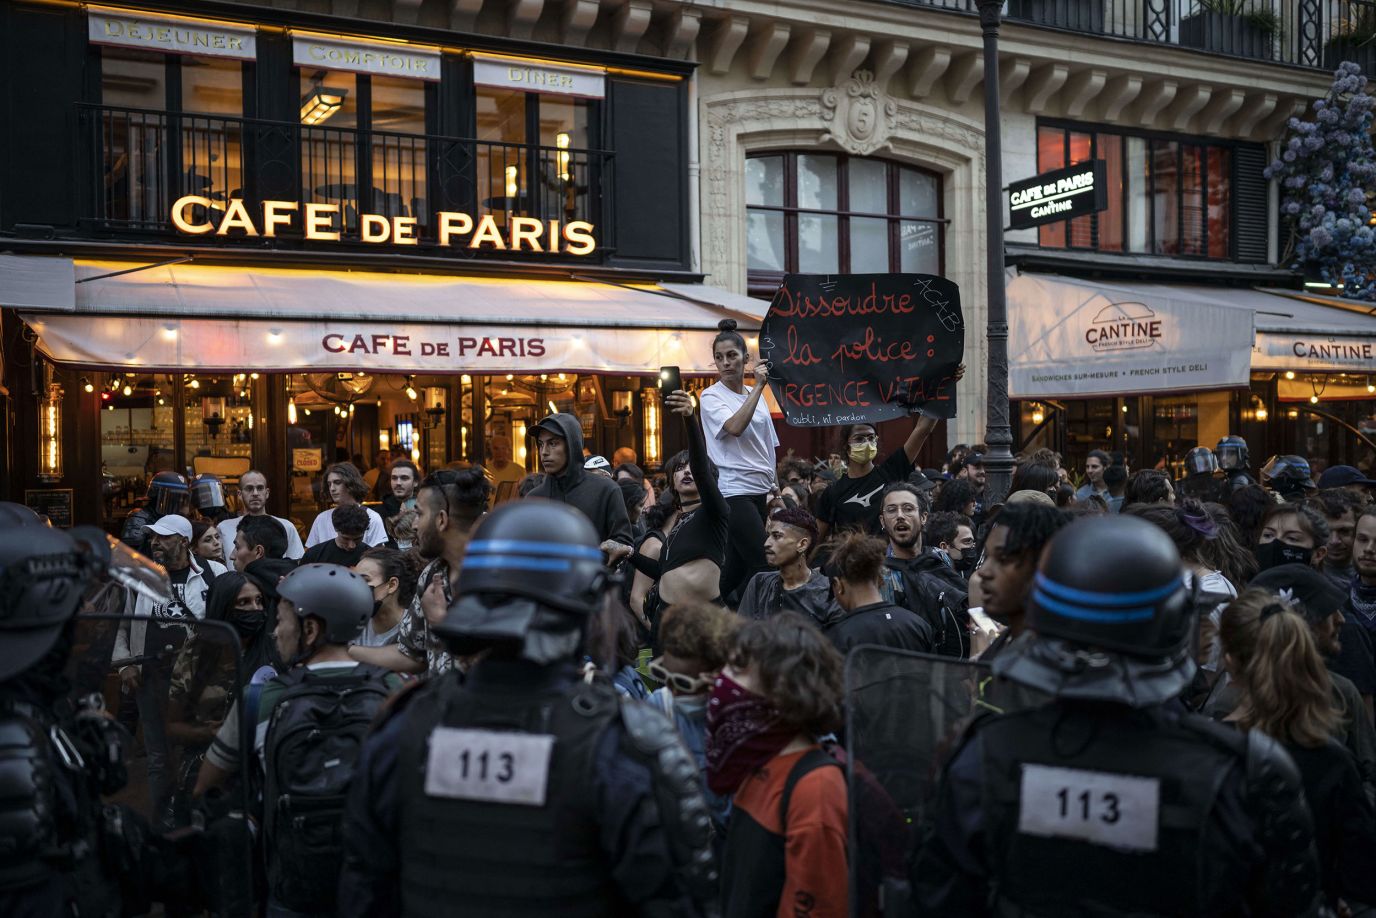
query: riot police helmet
0 501 43 527
191 474 227 515
1260 455 1317 498
146 471 191 519
276 563 372 644
437 498 607 664
994 514 1196 707
1184 446 1218 477
1215 435 1249 471
0 524 97 681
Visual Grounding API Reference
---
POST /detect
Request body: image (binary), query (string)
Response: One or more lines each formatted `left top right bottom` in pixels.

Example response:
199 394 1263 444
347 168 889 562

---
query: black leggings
721 493 768 606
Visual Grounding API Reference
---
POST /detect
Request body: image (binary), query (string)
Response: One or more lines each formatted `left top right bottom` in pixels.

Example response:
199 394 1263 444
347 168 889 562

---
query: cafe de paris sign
169 195 598 255
1007 161 1107 231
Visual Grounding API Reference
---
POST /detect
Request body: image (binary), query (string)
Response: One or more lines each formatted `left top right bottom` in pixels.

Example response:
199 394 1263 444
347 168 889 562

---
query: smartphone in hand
659 366 682 399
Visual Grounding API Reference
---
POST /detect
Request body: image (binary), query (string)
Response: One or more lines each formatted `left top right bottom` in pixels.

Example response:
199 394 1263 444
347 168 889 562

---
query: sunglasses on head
647 657 712 694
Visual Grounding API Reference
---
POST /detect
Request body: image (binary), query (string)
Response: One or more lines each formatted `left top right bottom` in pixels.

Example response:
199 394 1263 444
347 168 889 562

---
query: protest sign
759 273 963 427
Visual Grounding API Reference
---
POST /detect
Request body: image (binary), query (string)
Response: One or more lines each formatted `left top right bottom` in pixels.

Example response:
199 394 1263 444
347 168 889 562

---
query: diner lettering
760 274 964 426
170 195 596 254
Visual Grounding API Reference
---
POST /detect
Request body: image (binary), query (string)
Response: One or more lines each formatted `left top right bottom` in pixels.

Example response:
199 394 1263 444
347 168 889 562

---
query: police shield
69 611 262 917
843 645 990 917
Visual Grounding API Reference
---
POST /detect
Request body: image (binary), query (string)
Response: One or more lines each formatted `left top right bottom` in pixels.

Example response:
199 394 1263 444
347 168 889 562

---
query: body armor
397 674 631 918
978 701 1321 916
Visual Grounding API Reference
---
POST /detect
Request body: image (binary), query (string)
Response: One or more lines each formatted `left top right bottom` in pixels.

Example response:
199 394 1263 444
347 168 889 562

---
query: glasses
648 657 712 694
848 434 878 444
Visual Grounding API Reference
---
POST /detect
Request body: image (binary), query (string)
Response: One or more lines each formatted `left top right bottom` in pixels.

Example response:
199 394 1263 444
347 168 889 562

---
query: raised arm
704 359 772 439
903 365 965 464
667 390 729 520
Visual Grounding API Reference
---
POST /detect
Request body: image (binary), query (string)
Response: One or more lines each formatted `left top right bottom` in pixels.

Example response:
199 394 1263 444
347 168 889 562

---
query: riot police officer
1262 454 1319 502
337 498 716 918
121 470 192 552
0 522 153 915
912 514 1323 916
1215 435 1255 499
1177 445 1220 503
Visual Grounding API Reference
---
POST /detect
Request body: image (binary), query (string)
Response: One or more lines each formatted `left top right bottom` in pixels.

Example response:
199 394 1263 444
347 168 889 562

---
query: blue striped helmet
1027 515 1190 658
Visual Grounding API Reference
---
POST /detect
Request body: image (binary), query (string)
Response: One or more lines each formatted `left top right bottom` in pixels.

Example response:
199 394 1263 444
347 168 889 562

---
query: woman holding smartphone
698 319 778 603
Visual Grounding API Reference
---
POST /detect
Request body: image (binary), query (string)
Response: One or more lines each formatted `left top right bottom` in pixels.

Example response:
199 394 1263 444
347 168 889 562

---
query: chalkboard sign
759 274 963 427
25 488 75 528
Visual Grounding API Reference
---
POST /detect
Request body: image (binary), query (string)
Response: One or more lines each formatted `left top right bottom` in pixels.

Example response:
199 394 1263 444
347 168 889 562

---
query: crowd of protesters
34 318 1372 916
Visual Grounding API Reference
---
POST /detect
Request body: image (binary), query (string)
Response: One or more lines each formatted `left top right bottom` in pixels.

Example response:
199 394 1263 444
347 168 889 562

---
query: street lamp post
978 0 1016 505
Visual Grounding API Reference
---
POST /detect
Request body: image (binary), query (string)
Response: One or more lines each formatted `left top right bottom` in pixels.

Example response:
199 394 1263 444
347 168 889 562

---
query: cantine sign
169 196 597 255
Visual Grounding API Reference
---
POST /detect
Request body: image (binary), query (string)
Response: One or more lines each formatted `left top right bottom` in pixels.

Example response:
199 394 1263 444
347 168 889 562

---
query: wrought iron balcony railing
898 0 1375 70
78 103 615 255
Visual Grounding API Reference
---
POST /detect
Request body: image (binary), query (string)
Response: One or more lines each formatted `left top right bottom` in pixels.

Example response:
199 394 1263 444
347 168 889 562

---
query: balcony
896 0 1373 69
77 103 615 257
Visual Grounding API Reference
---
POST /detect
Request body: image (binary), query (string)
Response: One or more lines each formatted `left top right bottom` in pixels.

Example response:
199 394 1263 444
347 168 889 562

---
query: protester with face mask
647 602 739 839
165 572 267 824
352 547 420 648
923 511 978 576
710 613 848 918
1255 502 1329 571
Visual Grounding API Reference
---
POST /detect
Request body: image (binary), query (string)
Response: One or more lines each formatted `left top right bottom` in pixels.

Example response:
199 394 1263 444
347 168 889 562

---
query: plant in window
1266 62 1376 300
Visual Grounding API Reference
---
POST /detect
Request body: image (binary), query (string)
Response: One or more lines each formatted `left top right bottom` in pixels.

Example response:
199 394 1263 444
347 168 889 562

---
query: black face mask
955 547 980 575
372 599 384 619
1254 540 1313 571
230 611 267 640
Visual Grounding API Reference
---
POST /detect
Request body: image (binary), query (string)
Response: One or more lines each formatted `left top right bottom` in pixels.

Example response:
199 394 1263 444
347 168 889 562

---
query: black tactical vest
979 702 1257 916
396 673 624 918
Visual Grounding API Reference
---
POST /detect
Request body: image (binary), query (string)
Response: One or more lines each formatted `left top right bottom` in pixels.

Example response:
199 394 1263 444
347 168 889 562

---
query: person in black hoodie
527 412 633 549
876 481 972 657
736 507 838 626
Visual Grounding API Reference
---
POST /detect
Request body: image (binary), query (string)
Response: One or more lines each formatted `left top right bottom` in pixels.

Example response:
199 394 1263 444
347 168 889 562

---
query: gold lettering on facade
262 200 298 238
171 196 216 234
392 216 419 245
304 203 342 241
360 214 391 243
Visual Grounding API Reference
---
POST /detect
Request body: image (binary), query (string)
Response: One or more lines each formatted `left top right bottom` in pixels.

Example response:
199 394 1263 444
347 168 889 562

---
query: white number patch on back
1017 764 1160 852
424 728 555 807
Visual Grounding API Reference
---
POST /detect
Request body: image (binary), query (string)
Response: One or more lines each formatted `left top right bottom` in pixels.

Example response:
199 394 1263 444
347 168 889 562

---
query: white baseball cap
584 455 612 472
146 514 193 540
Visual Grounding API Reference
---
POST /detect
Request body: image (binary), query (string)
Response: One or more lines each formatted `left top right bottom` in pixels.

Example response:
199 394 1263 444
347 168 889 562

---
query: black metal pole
978 0 1015 505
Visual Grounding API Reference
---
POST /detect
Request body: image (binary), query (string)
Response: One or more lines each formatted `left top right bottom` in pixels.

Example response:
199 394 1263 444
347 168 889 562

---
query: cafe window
1037 123 1232 259
475 88 593 227
745 153 943 298
298 69 430 232
99 49 247 228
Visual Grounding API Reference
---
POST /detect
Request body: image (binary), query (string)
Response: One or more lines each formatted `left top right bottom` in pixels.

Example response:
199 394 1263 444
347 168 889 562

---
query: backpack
780 740 912 918
261 664 392 912
890 556 970 659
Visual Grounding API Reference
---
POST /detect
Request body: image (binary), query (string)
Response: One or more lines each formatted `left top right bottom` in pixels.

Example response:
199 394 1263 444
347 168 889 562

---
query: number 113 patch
425 727 555 806
1017 764 1160 852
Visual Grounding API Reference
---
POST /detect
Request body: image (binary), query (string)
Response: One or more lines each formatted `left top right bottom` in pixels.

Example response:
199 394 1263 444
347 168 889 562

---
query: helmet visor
151 483 191 517
104 535 173 606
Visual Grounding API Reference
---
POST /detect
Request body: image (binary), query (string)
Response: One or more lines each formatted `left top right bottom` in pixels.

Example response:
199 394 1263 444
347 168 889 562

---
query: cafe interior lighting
379 429 391 452
189 378 201 389
39 383 63 481
504 165 519 199
300 86 348 126
81 377 94 393
122 384 133 396
1310 394 1320 404
405 377 419 401
548 400 558 415
288 397 298 425
641 388 662 466
1285 371 1296 380
1031 404 1045 425
556 132 571 182
516 420 527 463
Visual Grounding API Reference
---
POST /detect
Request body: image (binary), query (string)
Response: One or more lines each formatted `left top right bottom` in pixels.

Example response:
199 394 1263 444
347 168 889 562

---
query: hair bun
717 319 737 333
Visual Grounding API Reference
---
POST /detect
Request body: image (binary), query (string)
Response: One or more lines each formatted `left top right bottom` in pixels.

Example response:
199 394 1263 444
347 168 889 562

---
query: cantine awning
1008 272 1376 399
4 257 767 374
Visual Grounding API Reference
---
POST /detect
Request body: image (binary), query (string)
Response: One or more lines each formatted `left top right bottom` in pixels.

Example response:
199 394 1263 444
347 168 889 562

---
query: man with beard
736 507 837 625
878 483 973 658
216 470 305 562
970 502 1070 662
380 460 421 520
111 514 225 826
350 468 490 676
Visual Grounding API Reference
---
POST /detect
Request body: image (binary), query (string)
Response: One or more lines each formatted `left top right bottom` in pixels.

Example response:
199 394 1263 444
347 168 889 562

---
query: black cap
1248 563 1346 624
1318 465 1376 489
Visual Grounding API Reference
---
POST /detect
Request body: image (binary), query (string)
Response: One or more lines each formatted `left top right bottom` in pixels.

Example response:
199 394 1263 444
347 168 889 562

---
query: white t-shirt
305 506 389 548
217 514 305 562
698 381 779 498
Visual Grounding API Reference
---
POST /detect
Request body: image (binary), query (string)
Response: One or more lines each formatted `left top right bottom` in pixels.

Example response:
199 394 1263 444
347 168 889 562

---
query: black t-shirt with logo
148 566 193 661
816 448 913 534
300 539 367 568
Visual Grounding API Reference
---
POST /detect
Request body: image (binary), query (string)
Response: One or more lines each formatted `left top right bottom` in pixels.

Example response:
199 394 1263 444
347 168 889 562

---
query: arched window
745 153 944 297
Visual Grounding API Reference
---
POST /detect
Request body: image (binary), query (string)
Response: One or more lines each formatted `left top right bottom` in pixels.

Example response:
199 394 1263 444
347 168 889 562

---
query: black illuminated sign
1008 160 1107 230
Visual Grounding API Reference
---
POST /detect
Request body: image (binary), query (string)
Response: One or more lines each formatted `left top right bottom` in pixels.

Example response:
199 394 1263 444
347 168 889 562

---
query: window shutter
1232 143 1269 264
